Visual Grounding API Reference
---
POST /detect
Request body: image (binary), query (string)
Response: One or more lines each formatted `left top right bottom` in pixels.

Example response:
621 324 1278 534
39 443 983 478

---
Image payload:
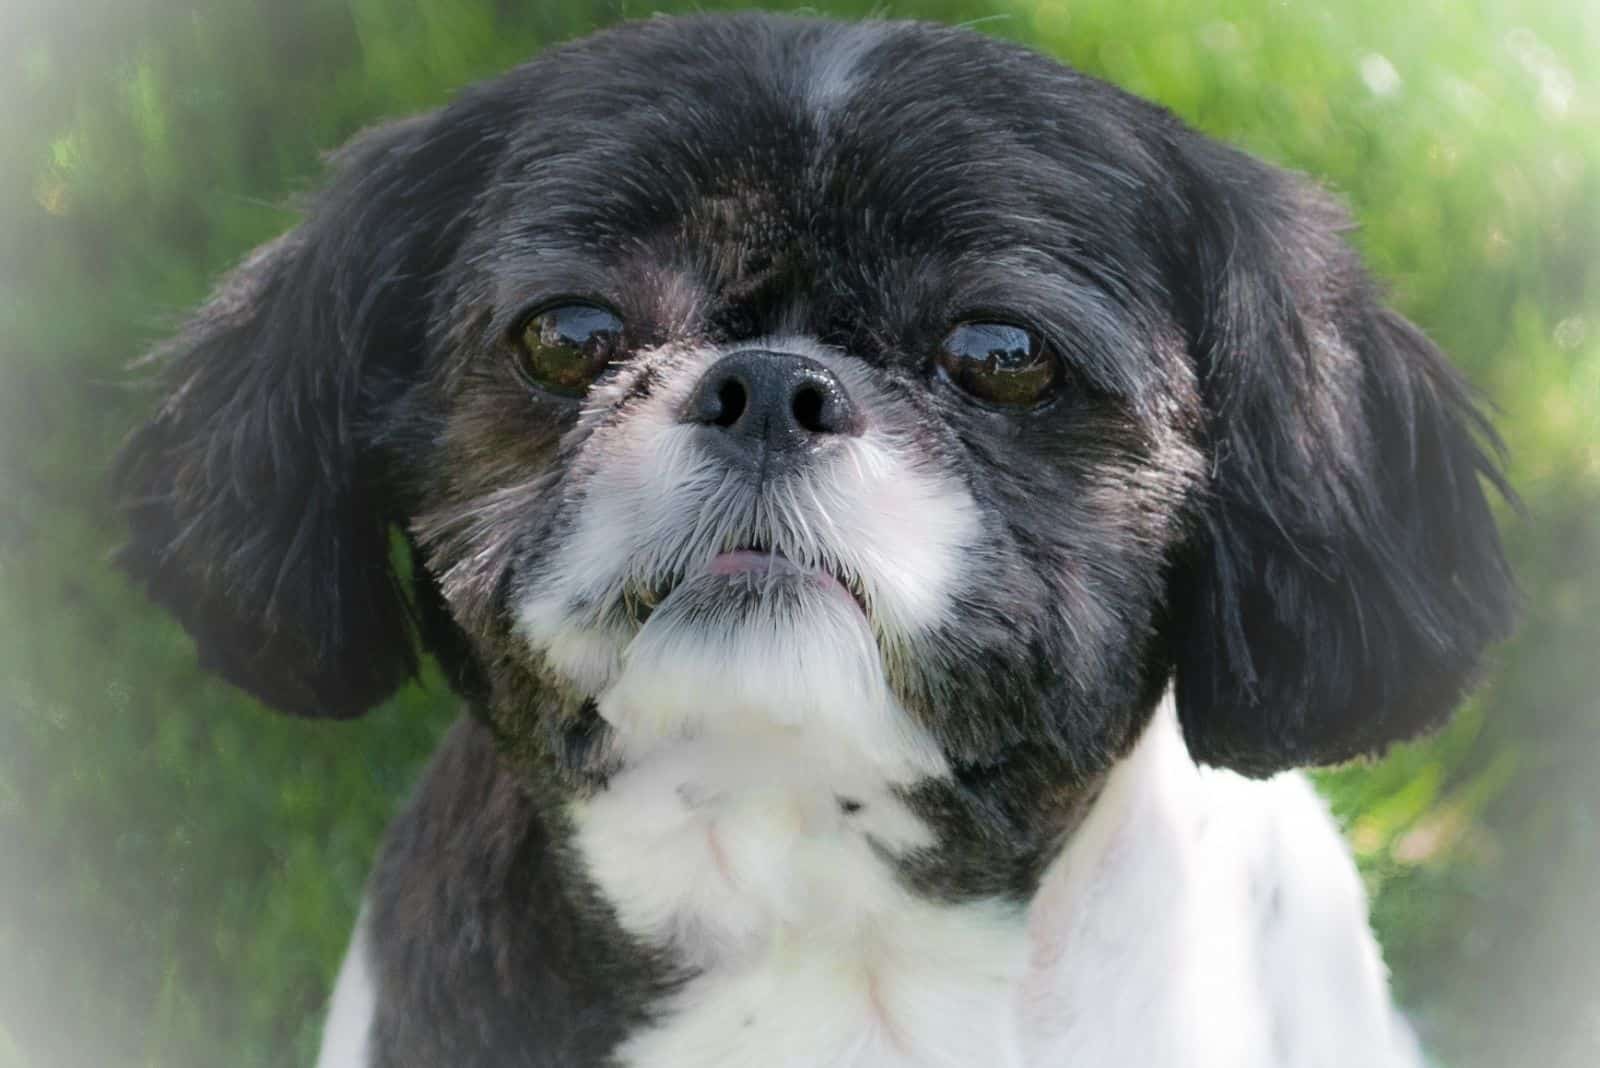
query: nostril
682 351 860 442
792 384 827 433
714 378 747 428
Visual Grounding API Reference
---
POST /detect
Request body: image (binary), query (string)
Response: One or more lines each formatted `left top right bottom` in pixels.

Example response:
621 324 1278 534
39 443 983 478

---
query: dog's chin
596 566 947 784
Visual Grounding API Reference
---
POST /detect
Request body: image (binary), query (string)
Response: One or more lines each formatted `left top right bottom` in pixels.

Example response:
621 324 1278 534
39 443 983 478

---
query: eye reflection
936 322 1060 407
516 303 623 397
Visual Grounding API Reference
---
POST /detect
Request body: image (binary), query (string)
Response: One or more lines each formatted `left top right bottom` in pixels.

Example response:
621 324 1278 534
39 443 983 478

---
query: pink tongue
704 551 853 607
706 550 805 577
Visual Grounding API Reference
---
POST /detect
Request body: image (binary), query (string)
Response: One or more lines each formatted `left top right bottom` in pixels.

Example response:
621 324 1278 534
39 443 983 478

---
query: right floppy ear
115 100 506 717
1160 132 1517 775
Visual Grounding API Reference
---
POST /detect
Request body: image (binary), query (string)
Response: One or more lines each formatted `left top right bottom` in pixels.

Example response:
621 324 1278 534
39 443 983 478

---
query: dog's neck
360 701 1220 1067
564 728 1096 1067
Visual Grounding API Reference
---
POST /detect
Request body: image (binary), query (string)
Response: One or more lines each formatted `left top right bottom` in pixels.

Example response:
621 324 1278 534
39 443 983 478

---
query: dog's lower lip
704 550 866 615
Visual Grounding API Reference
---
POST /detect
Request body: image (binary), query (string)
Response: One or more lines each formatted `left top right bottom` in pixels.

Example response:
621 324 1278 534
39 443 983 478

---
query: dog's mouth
626 542 870 625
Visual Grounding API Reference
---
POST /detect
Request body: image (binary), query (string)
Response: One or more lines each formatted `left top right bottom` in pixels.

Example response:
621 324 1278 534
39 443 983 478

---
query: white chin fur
598 570 946 784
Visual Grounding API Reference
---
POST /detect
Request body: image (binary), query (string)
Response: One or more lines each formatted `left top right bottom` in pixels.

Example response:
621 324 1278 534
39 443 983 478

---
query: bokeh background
1 1 1595 1065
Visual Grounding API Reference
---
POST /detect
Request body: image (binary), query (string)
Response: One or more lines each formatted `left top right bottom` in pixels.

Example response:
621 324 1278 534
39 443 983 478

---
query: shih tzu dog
115 13 1515 1068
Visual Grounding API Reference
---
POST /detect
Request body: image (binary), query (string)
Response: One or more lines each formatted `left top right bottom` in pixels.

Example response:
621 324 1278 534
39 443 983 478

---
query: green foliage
0 1 1595 1065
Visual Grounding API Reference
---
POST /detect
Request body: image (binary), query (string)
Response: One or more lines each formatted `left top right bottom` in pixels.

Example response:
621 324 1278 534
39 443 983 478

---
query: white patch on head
801 23 886 131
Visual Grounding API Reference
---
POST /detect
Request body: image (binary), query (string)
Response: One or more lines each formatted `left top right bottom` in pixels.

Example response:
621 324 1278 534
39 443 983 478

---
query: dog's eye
516 303 624 396
936 322 1060 407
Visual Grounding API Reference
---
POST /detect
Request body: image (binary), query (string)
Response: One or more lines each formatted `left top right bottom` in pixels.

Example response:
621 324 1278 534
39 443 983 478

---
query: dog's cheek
890 398 1199 765
508 351 724 683
812 364 990 641
409 361 574 639
814 431 984 639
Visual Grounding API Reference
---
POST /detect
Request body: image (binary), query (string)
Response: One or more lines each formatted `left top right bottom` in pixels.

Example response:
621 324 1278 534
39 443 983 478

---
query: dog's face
116 14 1514 855
416 20 1213 792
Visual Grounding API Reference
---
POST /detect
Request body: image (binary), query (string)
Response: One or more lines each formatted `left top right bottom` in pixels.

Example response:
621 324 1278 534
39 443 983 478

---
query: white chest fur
566 706 1422 1068
570 734 1033 1068
318 705 1421 1067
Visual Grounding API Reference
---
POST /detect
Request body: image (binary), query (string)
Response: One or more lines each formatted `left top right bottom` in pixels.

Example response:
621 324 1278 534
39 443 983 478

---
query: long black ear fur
115 101 504 717
1166 134 1517 776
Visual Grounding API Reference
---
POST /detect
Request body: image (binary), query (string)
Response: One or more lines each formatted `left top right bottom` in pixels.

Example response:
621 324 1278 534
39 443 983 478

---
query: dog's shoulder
1023 707 1423 1067
1196 765 1426 1066
338 717 672 1068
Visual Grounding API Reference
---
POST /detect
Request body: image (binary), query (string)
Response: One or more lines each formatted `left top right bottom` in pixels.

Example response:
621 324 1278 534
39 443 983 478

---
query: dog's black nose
682 350 861 468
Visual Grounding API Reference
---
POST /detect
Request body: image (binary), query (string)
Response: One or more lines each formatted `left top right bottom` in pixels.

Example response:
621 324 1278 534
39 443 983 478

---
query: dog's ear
1163 133 1516 776
115 102 504 717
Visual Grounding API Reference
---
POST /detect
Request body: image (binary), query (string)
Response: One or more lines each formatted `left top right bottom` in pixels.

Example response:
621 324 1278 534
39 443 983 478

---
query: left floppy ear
115 101 505 717
1163 133 1517 776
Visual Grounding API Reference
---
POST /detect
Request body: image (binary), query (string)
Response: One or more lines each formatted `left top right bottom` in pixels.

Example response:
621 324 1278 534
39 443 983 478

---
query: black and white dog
116 13 1515 1067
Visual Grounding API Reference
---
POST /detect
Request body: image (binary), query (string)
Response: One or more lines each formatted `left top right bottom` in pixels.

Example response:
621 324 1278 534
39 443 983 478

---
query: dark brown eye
516 302 623 396
936 322 1060 407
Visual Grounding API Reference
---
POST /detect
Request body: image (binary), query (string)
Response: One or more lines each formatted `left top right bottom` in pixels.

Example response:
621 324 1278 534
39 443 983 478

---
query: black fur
114 98 515 716
1163 137 1516 773
365 720 673 1067
114 12 1515 1063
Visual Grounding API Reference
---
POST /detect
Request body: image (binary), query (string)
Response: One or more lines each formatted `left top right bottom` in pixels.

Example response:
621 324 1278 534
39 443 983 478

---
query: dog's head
117 15 1514 802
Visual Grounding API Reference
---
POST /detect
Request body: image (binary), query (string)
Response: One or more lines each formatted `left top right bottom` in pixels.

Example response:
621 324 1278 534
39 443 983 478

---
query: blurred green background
0 1 1595 1065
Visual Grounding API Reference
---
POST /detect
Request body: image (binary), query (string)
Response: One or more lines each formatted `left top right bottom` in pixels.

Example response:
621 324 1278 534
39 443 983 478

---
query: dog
115 13 1515 1067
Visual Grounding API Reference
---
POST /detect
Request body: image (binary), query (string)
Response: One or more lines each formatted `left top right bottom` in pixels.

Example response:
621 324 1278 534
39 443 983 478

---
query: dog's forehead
470 18 1166 308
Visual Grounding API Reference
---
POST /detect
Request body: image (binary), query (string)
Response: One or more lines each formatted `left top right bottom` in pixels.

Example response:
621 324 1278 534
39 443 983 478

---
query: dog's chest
569 738 1033 1068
